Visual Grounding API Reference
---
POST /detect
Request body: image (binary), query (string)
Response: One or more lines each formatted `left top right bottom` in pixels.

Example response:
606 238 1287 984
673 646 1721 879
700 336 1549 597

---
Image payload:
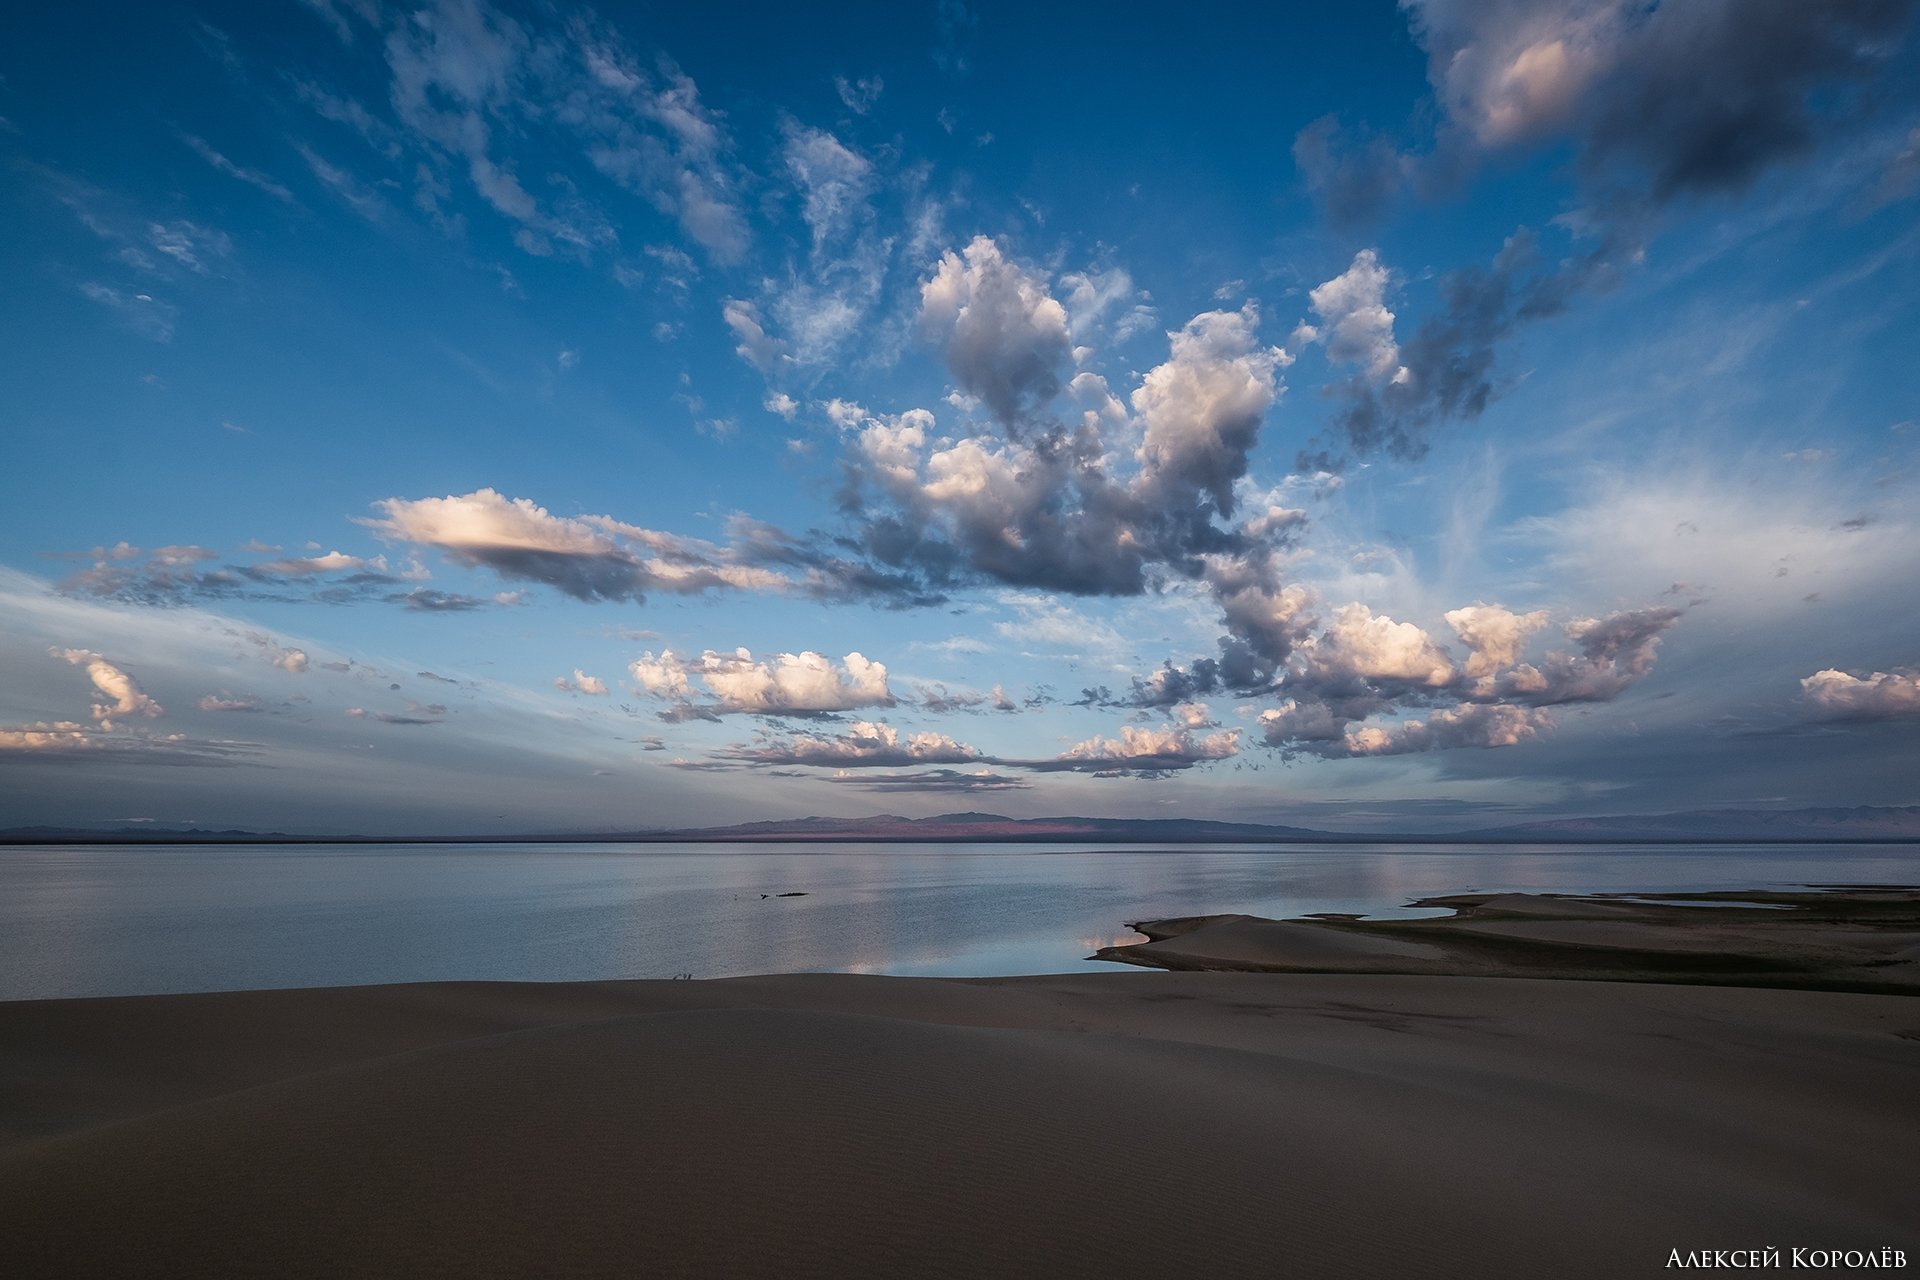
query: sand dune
3 970 1916 1278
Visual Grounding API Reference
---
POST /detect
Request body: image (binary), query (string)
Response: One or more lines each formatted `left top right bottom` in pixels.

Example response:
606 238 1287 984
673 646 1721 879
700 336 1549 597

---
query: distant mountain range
4 805 1918 844
648 806 1920 842
643 811 1333 842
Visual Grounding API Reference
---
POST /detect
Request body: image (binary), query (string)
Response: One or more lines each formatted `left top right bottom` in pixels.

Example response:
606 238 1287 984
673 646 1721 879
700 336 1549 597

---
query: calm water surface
2 841 1915 1000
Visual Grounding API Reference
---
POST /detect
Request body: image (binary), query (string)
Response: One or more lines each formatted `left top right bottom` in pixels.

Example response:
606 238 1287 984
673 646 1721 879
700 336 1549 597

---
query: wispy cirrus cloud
61 542 411 609
567 20 751 263
833 74 884 116
294 0 378 45
295 142 391 221
77 283 179 342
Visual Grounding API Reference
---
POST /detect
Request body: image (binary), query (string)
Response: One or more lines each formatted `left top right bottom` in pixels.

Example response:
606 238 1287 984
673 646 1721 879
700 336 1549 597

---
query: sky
1 0 1917 835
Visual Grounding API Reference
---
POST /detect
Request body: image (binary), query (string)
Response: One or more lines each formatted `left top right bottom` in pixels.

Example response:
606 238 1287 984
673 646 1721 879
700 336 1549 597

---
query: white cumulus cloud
55 648 163 725
1343 702 1551 755
1309 249 1403 380
631 648 894 718
1800 668 1920 721
556 669 610 695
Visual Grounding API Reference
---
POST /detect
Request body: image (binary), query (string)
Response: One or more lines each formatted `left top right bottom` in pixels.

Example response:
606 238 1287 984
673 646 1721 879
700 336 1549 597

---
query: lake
3 841 1916 1000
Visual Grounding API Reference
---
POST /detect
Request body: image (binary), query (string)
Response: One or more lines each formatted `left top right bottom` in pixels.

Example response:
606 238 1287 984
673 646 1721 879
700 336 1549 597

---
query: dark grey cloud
913 683 996 714
1301 230 1614 469
1080 659 1226 710
845 430 1163 598
1292 115 1408 229
393 589 495 612
1293 1 1916 465
1200 545 1316 686
1075 549 1320 708
1499 606 1684 706
919 237 1072 432
686 718 1241 781
1571 0 1916 206
1319 0 1919 224
431 547 647 603
657 704 723 725
719 516 945 608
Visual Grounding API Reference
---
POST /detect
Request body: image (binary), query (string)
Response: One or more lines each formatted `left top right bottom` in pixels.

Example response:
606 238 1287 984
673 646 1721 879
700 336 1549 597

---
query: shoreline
4 895 1917 1277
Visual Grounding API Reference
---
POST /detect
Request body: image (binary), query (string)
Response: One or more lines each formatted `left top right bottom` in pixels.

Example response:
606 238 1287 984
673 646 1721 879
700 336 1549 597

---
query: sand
1100 887 1920 992
3 953 1917 1278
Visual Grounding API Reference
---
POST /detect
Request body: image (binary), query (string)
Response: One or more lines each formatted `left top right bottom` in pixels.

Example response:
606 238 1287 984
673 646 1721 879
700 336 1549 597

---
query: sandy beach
3 892 1917 1278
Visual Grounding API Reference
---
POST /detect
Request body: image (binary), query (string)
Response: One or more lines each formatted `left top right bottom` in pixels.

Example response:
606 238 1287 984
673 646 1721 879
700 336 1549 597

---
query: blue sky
2 0 1917 834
